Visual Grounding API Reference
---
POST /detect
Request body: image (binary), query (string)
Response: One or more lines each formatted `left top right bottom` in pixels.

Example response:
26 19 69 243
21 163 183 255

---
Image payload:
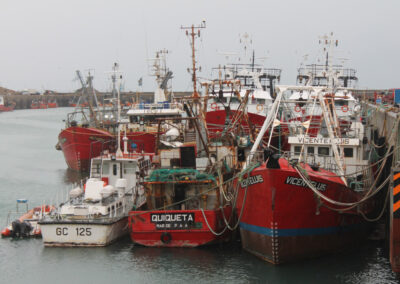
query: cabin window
344 148 354 158
93 163 101 175
257 99 266 104
124 163 136 174
335 100 349 106
307 147 314 154
294 146 301 155
318 147 330 156
102 164 109 175
113 164 118 176
230 97 240 103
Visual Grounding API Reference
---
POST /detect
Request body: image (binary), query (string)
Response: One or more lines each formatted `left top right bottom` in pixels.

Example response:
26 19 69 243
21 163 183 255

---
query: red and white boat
47 99 58 108
129 65 249 247
31 100 40 109
58 56 182 172
0 95 15 112
1 199 54 238
235 84 381 264
128 119 236 247
41 73 153 247
40 100 48 109
204 47 281 138
57 121 115 172
129 179 232 247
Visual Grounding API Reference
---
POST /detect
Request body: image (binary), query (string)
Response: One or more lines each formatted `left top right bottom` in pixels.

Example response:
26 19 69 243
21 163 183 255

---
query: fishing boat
30 99 40 109
282 33 360 138
57 70 116 172
58 55 181 172
0 95 15 112
128 116 237 247
47 99 58 108
235 84 386 264
42 77 153 246
40 100 48 109
129 25 246 247
1 199 53 238
204 34 281 138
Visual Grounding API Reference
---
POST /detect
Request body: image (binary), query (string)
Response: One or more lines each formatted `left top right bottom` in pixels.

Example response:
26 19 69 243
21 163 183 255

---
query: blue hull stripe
239 222 363 237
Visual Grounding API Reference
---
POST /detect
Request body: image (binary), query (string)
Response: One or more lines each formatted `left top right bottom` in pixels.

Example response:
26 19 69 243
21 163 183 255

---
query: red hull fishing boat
204 35 281 138
235 81 387 264
0 96 15 112
236 158 371 264
58 101 183 172
129 27 249 247
58 125 115 172
31 100 40 109
47 100 58 108
58 56 180 172
40 100 48 109
129 181 232 247
128 127 238 247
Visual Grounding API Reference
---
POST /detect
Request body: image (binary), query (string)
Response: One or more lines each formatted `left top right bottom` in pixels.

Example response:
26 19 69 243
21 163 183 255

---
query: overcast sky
0 0 398 92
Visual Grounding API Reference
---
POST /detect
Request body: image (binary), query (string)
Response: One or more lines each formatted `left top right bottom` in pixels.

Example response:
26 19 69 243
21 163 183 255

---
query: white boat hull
40 217 128 247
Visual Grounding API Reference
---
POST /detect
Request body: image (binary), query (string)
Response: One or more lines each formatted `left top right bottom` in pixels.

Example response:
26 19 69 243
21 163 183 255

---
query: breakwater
1 91 192 109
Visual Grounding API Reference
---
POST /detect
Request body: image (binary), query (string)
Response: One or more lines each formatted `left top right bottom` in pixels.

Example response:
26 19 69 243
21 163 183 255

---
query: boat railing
66 110 91 127
139 158 152 172
246 150 265 165
89 139 116 177
288 124 363 139
130 102 182 111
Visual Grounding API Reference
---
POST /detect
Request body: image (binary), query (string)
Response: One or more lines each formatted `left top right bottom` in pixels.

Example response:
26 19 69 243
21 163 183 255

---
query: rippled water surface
0 108 398 283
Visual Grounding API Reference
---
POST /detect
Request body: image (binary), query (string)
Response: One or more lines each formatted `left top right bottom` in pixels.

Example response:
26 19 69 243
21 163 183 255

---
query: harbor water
0 108 398 284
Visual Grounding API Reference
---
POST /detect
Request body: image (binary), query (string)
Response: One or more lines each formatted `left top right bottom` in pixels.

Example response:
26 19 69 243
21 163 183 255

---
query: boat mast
111 63 123 157
181 20 206 103
319 32 338 91
149 49 172 103
76 70 99 127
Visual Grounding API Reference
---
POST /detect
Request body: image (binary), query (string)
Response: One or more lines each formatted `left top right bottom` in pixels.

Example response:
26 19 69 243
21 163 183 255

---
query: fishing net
145 168 215 182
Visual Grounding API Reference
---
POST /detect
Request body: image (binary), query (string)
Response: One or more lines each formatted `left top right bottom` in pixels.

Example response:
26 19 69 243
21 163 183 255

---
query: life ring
294 105 302 112
256 104 263 113
211 102 218 110
341 105 349 112
160 232 172 244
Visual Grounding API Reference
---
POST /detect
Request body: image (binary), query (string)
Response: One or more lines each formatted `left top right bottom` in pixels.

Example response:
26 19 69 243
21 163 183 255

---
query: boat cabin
60 154 150 217
126 102 184 130
288 121 370 180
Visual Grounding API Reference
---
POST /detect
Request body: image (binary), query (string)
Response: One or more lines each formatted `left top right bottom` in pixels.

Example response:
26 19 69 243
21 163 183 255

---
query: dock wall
1 92 192 110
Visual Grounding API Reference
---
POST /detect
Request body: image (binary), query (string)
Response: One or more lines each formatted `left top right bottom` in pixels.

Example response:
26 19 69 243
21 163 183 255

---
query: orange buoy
1 228 11 237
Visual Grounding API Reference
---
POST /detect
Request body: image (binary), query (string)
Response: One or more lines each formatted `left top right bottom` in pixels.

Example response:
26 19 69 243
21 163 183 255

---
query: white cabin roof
127 107 183 116
289 90 356 101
